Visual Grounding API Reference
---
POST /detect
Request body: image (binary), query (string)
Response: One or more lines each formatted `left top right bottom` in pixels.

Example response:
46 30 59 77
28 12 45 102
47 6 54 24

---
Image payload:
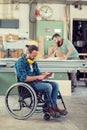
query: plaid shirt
15 54 41 84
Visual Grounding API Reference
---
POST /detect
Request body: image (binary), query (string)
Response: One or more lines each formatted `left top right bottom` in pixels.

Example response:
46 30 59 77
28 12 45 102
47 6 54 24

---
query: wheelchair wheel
43 113 50 121
5 82 37 120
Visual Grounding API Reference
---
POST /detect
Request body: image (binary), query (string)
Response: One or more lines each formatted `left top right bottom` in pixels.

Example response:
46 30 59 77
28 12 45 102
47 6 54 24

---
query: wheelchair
5 82 67 120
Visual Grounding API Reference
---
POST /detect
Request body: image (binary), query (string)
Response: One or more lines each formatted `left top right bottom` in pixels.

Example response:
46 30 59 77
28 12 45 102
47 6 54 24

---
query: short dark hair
52 33 60 40
26 45 38 53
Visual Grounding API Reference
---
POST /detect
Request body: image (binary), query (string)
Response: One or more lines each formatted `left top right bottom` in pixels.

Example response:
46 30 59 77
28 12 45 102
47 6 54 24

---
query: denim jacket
15 54 41 85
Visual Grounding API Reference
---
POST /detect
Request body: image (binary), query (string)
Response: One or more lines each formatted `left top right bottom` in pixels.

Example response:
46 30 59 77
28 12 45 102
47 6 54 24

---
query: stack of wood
38 35 44 58
10 49 23 58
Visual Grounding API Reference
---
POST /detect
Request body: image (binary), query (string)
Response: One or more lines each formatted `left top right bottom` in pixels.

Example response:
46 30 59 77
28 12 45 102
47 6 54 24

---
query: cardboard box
5 34 18 42
10 49 23 58
0 50 6 58
0 37 3 43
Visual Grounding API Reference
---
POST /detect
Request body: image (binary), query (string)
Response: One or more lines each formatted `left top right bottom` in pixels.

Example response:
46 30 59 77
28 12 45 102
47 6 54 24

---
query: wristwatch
39 5 53 19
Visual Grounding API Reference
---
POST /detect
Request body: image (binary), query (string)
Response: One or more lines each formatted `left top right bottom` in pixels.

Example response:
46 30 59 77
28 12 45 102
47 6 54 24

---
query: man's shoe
44 107 55 117
54 104 68 116
44 107 60 118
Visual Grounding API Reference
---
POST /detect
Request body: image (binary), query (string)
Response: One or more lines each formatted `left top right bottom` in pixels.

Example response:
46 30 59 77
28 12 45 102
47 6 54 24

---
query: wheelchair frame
5 82 67 120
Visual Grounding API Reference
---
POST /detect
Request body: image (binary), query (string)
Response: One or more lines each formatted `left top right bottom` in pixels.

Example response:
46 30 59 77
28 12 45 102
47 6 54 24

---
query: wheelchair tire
5 82 37 120
43 113 50 121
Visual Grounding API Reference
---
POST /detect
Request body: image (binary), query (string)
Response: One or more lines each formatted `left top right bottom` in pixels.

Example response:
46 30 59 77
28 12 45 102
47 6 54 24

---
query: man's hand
43 72 53 78
37 72 53 80
37 74 46 80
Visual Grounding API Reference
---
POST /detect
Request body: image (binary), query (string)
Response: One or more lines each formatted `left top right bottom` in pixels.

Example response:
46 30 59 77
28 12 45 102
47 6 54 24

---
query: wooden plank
38 35 44 58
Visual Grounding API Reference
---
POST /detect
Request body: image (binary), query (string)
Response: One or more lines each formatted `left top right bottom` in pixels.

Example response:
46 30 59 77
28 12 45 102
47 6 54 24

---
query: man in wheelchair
15 45 67 118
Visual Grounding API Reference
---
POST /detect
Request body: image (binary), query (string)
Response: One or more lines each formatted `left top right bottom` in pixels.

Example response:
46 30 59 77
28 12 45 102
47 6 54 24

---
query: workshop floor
0 86 87 130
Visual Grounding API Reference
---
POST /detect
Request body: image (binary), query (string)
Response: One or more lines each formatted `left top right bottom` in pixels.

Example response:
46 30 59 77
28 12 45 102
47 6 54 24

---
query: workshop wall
0 3 87 41
0 4 29 38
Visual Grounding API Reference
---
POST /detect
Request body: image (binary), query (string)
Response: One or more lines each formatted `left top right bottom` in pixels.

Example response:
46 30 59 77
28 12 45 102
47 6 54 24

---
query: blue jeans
28 80 59 108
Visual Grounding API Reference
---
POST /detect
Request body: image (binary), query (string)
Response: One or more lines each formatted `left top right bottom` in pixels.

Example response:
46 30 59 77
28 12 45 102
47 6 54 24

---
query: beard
30 57 33 60
57 40 63 47
28 56 34 60
57 41 60 47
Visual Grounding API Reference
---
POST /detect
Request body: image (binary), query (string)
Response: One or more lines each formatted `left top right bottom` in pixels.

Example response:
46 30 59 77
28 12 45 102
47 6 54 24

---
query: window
0 19 19 29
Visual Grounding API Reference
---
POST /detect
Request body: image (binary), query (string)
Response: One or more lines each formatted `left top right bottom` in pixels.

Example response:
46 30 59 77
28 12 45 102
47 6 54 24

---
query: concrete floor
0 86 87 130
